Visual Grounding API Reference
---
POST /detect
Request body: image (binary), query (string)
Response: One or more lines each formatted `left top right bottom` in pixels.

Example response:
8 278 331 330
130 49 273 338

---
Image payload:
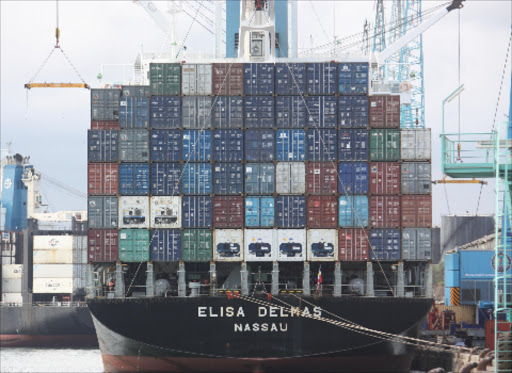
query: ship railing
32 301 88 307
0 301 23 307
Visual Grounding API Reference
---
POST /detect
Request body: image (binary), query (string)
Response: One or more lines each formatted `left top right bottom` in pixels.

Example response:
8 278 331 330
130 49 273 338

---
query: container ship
85 0 451 371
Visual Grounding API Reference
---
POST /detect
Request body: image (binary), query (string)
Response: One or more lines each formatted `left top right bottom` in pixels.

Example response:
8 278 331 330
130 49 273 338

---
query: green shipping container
182 229 212 262
370 129 400 161
119 229 150 262
150 63 181 96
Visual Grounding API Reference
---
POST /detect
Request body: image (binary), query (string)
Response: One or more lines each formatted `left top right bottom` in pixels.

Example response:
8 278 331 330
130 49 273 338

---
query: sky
1 0 511 224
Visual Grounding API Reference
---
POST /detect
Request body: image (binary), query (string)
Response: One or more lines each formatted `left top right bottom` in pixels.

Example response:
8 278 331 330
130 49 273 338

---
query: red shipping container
88 229 119 262
212 63 244 96
307 196 337 228
306 162 337 195
369 196 400 228
88 163 119 195
91 120 120 130
339 229 369 261
369 162 400 195
401 195 432 228
213 196 244 228
485 320 512 350
369 96 400 128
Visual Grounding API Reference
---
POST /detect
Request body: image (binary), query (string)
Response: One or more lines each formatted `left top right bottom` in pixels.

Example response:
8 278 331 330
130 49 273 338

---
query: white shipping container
33 264 74 278
2 292 22 304
33 249 73 264
33 278 73 294
1 264 23 278
33 235 74 250
307 229 339 261
401 129 431 160
244 229 277 262
277 229 306 262
182 64 212 95
118 197 150 229
1 278 22 292
276 163 306 194
213 229 244 262
150 196 181 229
1 246 15 257
1 256 15 265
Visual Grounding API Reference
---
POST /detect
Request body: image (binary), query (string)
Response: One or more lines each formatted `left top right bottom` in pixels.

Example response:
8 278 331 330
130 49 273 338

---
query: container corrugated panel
369 196 400 228
245 163 275 194
182 163 212 194
33 236 73 250
401 129 431 160
119 130 149 162
401 163 431 194
2 278 21 292
91 89 120 121
151 163 182 196
33 264 73 278
338 63 369 96
33 250 73 264
119 97 150 129
338 129 369 161
150 229 181 262
182 96 212 129
370 229 400 260
245 130 275 161
369 96 400 128
338 162 369 194
213 163 243 195
212 97 243 128
369 162 400 195
339 229 369 261
213 229 243 261
401 195 432 228
150 196 181 229
244 63 274 95
306 62 337 95
276 162 305 194
182 130 212 162
1 265 22 278
121 85 150 97
87 130 118 162
119 163 150 195
33 278 73 294
275 63 306 95
150 63 181 96
306 96 337 128
306 162 337 195
118 197 150 229
276 196 306 228
307 196 337 228
307 229 338 261
306 129 337 161
339 196 369 228
150 96 181 129
245 197 275 227
244 229 277 262
182 196 212 228
338 96 369 128
212 63 244 96
88 196 118 229
150 129 181 162
275 96 306 128
244 96 275 128
119 229 150 262
277 229 306 261
91 121 120 130
369 129 400 161
402 228 431 261
213 196 244 228
213 129 243 161
181 64 212 95
88 163 119 195
276 129 306 161
88 229 118 262
182 229 213 262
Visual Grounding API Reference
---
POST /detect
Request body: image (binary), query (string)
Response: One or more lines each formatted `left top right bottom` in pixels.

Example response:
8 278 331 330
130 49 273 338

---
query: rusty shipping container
212 63 244 96
401 195 432 228
307 196 337 228
339 229 369 261
369 196 400 228
88 229 119 262
213 196 244 228
88 163 119 195
369 96 400 128
369 162 400 195
91 121 119 130
306 162 337 195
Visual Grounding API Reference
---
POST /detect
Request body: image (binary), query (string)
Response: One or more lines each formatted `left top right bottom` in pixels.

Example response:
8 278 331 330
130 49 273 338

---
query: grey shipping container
150 229 181 262
276 162 306 194
212 97 243 128
276 195 306 228
88 130 118 162
306 96 337 128
182 196 212 228
119 130 149 162
307 129 337 161
91 89 120 121
244 96 275 128
213 129 243 162
245 163 275 194
401 129 431 160
88 196 118 229
275 96 306 128
182 163 212 194
182 96 212 129
213 163 244 195
402 228 432 261
245 129 275 161
151 163 182 196
181 64 212 96
401 163 431 194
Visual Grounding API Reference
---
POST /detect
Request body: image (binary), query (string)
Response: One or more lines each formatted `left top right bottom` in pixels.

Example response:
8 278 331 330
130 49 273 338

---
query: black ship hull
88 295 433 372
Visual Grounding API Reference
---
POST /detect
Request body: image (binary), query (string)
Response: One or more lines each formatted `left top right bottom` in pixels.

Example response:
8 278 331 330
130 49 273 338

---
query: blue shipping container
245 163 275 194
182 196 212 228
244 63 275 95
306 63 337 95
338 196 369 228
338 63 369 96
119 163 150 195
119 96 150 129
212 97 243 128
182 96 212 129
245 130 275 161
275 96 306 128
182 163 212 194
275 129 306 161
338 96 369 128
444 253 460 271
213 129 243 162
444 270 460 288
151 163 181 196
275 63 306 95
276 195 306 228
370 228 401 260
245 196 275 227
182 130 212 162
150 96 181 129
213 163 244 195
338 129 368 161
306 129 337 161
244 96 275 128
88 130 118 162
338 162 369 194
150 129 181 162
150 229 182 262
306 96 337 128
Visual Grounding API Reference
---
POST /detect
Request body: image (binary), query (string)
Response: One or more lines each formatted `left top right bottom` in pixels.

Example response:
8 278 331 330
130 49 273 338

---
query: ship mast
238 0 276 61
